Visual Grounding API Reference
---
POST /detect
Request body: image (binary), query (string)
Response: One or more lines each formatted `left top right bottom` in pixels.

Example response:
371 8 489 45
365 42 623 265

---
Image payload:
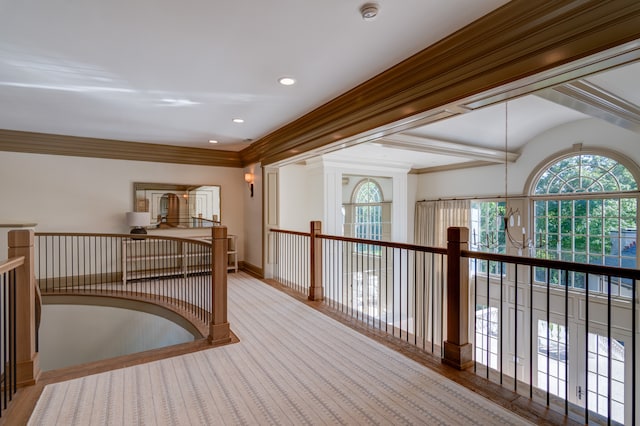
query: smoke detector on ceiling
360 3 379 21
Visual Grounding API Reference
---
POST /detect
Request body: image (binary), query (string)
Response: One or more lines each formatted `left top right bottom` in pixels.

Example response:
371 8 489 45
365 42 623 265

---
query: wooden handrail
269 228 311 237
0 256 24 274
273 226 638 279
191 216 221 224
35 232 212 247
34 229 230 345
463 249 640 280
317 233 447 255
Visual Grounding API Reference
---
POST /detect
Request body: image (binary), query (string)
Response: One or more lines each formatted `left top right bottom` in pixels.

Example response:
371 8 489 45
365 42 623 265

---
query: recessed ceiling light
232 118 244 123
278 77 296 86
209 139 218 144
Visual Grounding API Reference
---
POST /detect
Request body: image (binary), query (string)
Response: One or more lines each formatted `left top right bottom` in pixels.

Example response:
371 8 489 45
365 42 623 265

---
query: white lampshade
126 212 150 227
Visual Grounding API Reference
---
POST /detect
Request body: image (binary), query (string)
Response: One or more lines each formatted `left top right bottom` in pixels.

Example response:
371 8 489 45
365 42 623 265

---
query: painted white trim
315 157 410 242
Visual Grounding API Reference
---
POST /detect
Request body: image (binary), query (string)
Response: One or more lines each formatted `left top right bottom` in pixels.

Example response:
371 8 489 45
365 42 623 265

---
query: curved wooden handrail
41 292 207 339
33 231 223 342
35 232 212 247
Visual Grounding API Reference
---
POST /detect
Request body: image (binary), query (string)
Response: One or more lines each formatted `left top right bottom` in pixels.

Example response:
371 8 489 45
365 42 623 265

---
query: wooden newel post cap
8 229 34 247
447 227 469 244
211 226 227 239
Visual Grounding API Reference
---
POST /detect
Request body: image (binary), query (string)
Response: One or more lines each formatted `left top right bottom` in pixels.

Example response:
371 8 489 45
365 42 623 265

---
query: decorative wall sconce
125 211 150 235
244 172 254 197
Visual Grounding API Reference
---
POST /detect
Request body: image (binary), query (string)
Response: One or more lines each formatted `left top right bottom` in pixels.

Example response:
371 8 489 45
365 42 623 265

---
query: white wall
0 151 246 260
417 118 640 200
278 159 412 240
279 163 318 232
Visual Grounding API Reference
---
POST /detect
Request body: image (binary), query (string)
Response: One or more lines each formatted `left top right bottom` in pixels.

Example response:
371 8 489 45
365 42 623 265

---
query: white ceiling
1 1 639 170
0 0 508 152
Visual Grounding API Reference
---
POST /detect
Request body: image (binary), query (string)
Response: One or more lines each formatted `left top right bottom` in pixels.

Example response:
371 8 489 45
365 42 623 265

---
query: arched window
533 154 637 194
531 153 638 296
530 152 637 422
353 179 383 242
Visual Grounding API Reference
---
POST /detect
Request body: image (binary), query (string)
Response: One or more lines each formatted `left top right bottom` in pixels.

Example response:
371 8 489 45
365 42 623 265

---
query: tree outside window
532 154 638 296
471 201 506 275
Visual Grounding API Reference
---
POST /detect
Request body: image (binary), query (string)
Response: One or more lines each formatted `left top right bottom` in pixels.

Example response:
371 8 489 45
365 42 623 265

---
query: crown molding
239 0 640 167
0 129 242 168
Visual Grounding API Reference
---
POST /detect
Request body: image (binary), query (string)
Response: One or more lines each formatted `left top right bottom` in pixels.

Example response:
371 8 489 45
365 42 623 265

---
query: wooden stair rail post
443 227 473 370
8 229 41 386
308 221 323 301
208 226 231 345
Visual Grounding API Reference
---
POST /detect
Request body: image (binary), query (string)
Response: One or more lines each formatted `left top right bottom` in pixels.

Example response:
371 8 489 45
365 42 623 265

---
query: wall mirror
133 183 221 228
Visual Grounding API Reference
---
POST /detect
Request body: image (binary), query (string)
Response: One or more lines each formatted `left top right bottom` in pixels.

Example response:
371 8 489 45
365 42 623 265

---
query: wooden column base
208 322 231 346
308 286 323 301
442 341 473 370
17 354 41 387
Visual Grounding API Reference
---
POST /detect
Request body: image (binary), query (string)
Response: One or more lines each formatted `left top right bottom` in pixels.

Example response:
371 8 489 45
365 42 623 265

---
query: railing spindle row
35 233 215 331
269 224 639 425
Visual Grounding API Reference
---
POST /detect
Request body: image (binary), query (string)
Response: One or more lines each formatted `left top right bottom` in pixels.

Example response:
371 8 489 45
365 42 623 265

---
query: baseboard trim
239 261 263 278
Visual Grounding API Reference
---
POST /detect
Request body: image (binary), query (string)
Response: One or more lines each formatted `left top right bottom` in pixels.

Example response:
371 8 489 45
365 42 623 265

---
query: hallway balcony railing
0 256 21 418
0 226 232 421
270 228 310 297
33 229 231 345
0 230 41 417
268 222 640 425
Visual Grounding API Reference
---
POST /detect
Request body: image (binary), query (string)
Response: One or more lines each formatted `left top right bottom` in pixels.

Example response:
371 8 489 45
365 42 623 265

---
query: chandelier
502 101 535 256
474 101 535 256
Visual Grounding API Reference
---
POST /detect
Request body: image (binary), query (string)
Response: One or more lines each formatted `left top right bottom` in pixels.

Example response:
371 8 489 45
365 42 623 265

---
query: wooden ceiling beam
240 0 640 167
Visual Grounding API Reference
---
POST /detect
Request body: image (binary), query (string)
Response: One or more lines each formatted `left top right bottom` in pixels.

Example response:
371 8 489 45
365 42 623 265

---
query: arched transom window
534 154 637 194
532 153 638 296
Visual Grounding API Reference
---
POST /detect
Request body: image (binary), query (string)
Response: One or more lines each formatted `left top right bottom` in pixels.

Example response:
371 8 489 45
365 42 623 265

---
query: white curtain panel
414 200 470 346
414 199 470 247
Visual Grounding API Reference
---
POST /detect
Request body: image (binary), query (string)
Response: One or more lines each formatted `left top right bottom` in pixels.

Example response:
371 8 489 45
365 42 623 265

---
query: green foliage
471 201 506 255
532 154 637 289
535 154 638 194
